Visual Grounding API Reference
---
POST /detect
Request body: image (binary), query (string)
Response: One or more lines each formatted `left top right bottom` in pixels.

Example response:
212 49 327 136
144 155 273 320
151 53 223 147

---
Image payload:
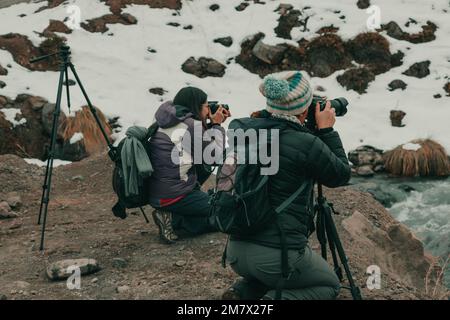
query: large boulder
252 40 287 65
347 32 392 75
306 34 352 77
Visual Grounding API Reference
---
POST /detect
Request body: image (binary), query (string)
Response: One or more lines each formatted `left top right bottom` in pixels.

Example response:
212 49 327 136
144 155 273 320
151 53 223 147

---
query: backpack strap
275 182 309 214
274 181 309 300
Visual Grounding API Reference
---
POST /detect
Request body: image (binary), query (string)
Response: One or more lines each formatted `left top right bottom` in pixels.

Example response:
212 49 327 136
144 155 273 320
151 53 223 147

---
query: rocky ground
0 152 447 300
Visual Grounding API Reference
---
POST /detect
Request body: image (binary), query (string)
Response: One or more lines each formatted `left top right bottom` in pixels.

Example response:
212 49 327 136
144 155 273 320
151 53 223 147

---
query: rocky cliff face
0 153 447 300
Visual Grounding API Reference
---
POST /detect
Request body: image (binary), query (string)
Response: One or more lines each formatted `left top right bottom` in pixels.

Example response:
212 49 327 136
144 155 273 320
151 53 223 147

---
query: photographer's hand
315 101 336 129
209 106 230 125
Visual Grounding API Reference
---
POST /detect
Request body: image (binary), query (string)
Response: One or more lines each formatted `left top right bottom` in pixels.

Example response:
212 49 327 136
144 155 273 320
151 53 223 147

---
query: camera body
208 101 230 114
306 96 348 130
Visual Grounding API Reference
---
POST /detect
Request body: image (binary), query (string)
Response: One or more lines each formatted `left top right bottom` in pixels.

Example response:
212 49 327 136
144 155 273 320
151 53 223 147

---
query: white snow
0 108 27 127
69 132 84 144
0 0 449 153
24 158 72 167
402 142 422 151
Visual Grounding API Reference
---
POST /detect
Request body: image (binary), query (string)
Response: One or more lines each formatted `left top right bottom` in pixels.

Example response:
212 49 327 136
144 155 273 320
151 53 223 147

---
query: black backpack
111 123 158 219
210 123 307 235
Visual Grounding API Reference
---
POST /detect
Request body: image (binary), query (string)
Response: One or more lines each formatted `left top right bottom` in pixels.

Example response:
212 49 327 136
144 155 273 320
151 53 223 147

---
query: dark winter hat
173 86 208 119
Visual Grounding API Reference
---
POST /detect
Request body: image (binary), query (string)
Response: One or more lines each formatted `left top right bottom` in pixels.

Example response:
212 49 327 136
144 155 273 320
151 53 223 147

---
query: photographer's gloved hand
209 106 231 125
315 101 336 131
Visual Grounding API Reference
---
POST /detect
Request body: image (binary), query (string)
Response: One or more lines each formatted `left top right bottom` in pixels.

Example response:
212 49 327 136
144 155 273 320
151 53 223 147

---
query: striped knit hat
259 71 313 116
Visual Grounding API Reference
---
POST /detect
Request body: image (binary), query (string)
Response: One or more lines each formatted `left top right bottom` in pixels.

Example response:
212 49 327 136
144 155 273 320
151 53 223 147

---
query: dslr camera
305 96 348 130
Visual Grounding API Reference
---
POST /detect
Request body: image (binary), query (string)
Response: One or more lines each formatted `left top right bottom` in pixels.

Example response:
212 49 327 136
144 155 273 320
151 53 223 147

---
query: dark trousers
156 165 216 235
227 241 341 300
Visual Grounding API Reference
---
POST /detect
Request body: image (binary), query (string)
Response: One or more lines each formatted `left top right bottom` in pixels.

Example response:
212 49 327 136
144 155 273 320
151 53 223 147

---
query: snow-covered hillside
0 0 449 153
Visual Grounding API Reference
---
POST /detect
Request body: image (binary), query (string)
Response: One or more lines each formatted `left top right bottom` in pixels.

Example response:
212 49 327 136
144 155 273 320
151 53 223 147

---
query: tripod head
30 44 71 64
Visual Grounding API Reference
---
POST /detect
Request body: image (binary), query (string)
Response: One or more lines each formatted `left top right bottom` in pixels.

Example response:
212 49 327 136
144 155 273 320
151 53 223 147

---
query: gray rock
252 40 287 65
112 258 128 269
382 21 405 40
5 192 22 209
41 103 66 138
14 281 30 289
403 61 430 78
214 37 233 47
0 81 6 89
71 175 84 182
0 294 7 300
116 285 130 293
357 0 371 10
181 57 226 78
0 201 17 219
388 79 407 91
209 4 220 11
47 258 100 281
348 145 384 167
27 96 47 110
175 260 187 267
356 165 375 177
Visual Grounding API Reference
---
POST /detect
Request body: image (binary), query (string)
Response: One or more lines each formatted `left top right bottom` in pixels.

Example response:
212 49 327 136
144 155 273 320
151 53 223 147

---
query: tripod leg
64 64 71 112
37 153 51 225
39 67 66 251
323 210 343 281
324 207 363 300
139 207 150 224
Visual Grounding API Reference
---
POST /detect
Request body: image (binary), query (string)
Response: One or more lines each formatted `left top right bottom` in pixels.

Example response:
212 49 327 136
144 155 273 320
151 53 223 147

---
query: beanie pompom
263 77 290 100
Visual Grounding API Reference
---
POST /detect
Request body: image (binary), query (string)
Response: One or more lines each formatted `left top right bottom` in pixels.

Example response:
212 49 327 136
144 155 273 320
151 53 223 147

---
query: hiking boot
221 287 241 300
152 210 178 244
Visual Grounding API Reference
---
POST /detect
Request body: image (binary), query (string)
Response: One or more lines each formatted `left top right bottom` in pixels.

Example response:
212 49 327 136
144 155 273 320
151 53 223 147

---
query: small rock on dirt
0 201 17 219
116 285 130 293
175 260 187 267
112 258 128 269
47 258 100 281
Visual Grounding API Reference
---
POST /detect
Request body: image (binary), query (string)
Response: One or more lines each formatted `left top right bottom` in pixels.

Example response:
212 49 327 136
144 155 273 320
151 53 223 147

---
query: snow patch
0 108 27 127
70 132 84 144
24 158 72 167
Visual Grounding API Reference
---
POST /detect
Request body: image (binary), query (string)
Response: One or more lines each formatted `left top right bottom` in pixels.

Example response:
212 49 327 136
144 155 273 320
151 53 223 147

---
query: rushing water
349 175 450 289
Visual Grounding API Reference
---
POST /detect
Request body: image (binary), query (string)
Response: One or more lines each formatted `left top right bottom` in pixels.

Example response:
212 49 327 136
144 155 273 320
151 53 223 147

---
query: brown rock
443 82 450 96
306 34 351 77
390 110 406 127
149 87 167 96
274 8 302 39
0 64 8 76
43 20 72 37
0 33 65 72
337 67 375 94
0 201 17 219
347 32 392 75
101 0 182 15
81 13 138 33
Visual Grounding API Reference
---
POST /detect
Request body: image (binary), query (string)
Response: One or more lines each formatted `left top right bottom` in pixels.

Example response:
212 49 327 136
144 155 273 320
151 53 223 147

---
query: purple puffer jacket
147 101 225 199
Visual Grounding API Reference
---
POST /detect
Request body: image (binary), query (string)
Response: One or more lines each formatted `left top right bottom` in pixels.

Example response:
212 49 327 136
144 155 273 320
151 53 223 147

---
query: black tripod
315 184 363 300
31 45 148 251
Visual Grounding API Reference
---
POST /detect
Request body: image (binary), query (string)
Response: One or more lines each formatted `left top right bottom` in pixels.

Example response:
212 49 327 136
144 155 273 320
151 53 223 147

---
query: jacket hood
154 101 193 128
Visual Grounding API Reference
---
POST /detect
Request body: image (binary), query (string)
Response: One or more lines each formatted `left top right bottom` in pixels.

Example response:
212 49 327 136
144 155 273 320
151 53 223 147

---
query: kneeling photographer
147 87 230 244
223 71 351 300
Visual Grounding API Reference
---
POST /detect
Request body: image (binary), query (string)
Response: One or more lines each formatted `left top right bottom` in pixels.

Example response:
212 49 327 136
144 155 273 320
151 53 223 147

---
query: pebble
116 285 130 293
175 260 186 267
